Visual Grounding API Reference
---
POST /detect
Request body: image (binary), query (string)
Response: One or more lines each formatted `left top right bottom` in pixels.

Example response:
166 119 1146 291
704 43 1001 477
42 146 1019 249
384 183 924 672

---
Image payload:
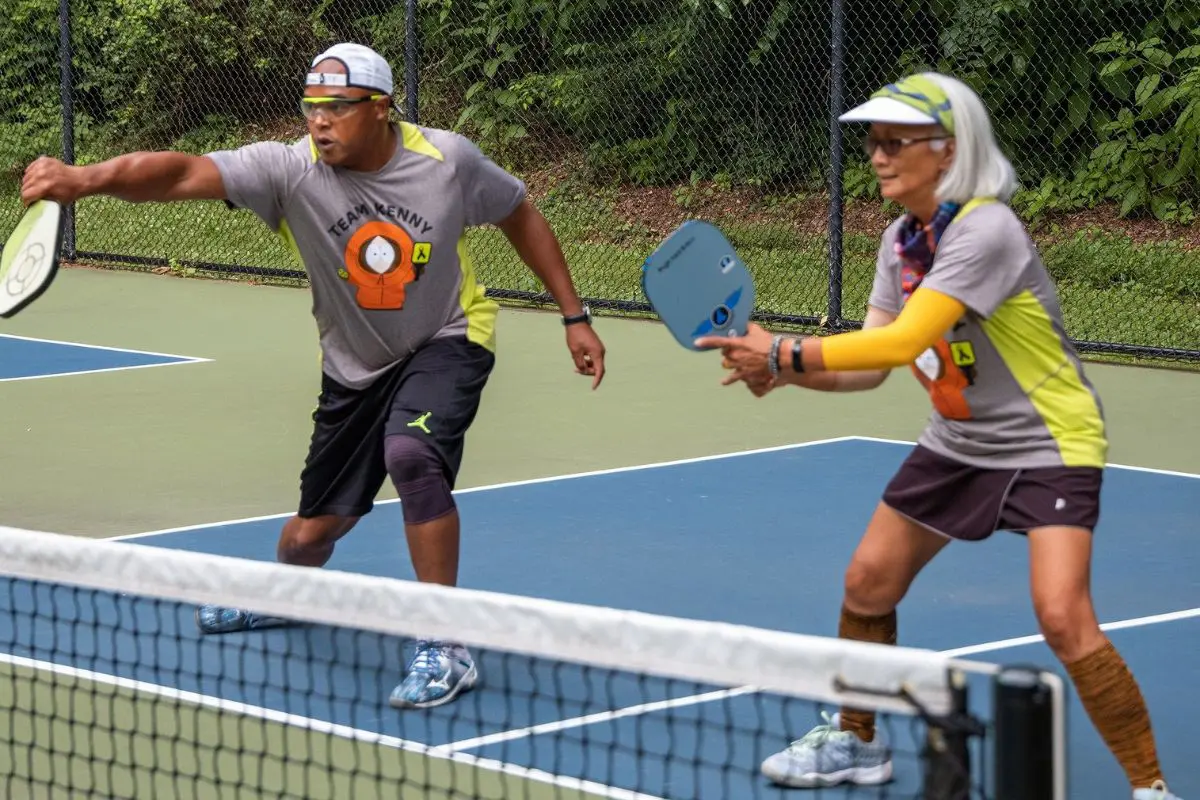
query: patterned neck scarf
896 201 961 302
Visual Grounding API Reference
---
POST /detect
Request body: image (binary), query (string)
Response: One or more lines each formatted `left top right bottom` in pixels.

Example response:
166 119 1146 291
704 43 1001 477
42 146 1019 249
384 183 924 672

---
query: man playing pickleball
21 42 607 709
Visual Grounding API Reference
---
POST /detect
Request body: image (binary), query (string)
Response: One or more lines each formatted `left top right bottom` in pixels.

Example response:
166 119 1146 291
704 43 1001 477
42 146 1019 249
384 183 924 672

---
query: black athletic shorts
881 444 1103 542
297 334 495 519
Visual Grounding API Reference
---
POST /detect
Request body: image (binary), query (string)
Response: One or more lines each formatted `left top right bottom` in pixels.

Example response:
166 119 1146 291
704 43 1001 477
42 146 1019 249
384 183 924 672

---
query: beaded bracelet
768 334 783 379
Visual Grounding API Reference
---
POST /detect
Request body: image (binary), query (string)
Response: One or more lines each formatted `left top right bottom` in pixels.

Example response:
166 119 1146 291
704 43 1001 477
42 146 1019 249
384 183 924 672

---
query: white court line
0 332 212 362
107 435 863 541
0 361 213 384
851 435 1200 480
0 650 666 800
0 333 212 383
941 605 1200 658
109 434 1199 543
441 604 1200 753
435 686 759 754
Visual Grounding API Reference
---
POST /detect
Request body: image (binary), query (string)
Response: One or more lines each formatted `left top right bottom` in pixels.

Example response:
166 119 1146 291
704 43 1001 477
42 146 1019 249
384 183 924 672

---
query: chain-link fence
2 0 1197 363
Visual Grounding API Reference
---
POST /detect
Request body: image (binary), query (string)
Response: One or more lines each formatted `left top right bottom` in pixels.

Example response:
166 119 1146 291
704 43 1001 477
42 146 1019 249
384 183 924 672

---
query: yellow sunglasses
299 94 386 119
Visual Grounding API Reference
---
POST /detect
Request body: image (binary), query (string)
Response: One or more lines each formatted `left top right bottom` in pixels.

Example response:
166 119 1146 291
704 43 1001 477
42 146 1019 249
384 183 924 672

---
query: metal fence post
58 0 76 259
405 0 418 124
826 0 846 329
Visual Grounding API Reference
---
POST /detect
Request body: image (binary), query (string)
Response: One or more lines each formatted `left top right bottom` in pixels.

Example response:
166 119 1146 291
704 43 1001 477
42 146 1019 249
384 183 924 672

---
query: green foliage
3 0 1198 225
3 0 349 156
1015 18 1200 222
1085 28 1200 222
0 0 61 175
422 0 832 183
419 0 1200 220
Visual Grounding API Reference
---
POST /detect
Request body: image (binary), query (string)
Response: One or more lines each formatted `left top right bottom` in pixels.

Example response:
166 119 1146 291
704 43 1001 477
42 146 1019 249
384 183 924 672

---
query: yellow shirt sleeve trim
399 122 445 162
820 288 967 371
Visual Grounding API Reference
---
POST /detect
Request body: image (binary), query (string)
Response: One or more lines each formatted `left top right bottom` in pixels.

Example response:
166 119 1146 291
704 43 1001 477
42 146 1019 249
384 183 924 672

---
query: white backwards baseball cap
307 43 394 95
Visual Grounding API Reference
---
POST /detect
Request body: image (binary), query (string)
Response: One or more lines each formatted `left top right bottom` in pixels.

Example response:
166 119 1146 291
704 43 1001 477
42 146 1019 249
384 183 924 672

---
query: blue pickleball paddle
641 220 755 351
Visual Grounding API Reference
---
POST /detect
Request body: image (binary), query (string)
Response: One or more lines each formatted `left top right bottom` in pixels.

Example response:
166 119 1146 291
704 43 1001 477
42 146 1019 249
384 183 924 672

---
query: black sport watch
562 305 592 326
791 338 805 373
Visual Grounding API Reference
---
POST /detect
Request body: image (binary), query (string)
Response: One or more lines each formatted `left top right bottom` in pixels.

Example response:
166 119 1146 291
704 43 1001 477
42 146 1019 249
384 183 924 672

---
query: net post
921 667 978 800
993 665 1057 800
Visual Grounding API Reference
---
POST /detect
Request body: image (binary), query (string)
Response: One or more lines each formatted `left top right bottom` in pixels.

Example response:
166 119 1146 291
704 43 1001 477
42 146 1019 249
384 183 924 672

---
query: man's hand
695 322 776 390
566 323 606 390
21 157 86 207
495 200 607 389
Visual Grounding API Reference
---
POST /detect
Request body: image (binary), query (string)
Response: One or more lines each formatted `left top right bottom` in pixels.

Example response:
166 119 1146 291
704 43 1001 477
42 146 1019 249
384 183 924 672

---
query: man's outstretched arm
21 152 227 207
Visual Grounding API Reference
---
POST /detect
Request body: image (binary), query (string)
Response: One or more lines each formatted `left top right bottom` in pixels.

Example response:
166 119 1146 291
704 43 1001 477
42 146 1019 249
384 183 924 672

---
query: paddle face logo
708 253 742 328
4 240 48 297
691 286 745 338
341 221 432 310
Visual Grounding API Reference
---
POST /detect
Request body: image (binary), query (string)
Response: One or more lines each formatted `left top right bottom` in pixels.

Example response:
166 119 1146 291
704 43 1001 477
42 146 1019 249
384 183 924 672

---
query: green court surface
0 265 1195 538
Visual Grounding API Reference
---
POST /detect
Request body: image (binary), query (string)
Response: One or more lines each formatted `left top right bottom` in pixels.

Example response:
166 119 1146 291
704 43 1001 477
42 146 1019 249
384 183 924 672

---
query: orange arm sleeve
818 288 967 371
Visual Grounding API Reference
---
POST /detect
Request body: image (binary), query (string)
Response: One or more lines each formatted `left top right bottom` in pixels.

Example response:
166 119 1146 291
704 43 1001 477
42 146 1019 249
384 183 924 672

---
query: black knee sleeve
384 435 455 525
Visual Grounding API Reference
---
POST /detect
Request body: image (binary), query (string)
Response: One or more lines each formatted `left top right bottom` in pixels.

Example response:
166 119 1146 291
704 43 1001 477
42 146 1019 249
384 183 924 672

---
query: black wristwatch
791 338 805 373
563 305 592 326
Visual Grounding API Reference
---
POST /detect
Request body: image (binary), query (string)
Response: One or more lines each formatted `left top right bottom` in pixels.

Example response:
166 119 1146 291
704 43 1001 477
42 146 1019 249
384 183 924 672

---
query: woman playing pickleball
701 73 1180 799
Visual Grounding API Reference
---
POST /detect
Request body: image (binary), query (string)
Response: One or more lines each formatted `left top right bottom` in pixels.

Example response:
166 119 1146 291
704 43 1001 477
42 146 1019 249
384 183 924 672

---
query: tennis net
0 524 1065 799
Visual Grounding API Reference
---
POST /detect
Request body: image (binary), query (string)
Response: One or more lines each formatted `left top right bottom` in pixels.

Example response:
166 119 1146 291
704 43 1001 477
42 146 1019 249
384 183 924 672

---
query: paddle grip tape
384 434 456 525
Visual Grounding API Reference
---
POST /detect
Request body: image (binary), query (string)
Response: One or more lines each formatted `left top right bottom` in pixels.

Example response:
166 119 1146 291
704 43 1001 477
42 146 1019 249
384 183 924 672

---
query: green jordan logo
407 411 432 434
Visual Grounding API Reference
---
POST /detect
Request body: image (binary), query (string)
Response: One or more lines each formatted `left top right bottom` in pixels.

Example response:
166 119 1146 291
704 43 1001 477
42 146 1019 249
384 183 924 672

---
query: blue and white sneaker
194 605 289 634
760 712 893 788
1135 782 1184 800
388 640 478 709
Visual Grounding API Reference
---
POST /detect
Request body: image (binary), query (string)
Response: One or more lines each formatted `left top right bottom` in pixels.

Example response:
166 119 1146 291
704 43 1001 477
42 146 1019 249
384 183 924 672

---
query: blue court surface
0 333 209 380
3 437 1197 798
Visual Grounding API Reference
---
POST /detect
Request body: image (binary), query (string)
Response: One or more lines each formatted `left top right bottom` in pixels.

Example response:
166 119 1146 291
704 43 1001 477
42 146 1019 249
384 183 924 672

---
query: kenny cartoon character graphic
911 336 978 420
341 220 431 310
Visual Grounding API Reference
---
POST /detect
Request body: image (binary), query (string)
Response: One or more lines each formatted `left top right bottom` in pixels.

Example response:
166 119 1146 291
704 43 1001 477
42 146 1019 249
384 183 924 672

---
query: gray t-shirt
868 201 1108 470
207 122 526 389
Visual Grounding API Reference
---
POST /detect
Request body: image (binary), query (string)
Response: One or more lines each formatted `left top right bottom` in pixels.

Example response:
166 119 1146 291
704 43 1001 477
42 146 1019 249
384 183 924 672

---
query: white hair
923 72 1019 203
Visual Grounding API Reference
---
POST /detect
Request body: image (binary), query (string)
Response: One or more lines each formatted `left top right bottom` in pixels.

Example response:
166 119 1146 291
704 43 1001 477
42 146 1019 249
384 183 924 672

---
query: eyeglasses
299 94 386 120
862 135 950 157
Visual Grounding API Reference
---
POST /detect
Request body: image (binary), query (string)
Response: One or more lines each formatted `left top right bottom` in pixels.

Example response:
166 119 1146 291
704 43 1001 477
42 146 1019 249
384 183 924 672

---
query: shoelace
409 640 447 676
787 711 842 751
